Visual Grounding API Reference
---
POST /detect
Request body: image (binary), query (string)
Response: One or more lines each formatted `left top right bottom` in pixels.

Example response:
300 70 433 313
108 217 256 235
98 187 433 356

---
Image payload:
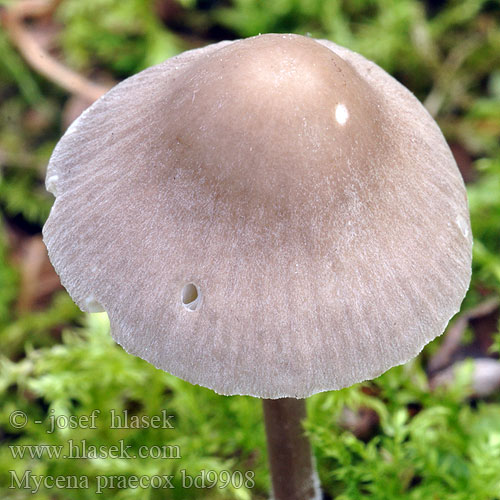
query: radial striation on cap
43 34 472 398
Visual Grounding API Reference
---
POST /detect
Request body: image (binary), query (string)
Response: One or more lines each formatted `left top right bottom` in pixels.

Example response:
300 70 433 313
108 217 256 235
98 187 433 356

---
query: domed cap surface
43 34 472 398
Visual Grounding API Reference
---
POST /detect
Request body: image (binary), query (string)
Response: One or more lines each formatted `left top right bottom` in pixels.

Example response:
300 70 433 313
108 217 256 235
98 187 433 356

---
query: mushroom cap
43 34 472 398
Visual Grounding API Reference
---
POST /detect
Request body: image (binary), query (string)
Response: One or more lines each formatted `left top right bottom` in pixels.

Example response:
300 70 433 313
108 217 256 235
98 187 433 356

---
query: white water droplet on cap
456 215 469 238
335 103 349 125
46 175 59 196
85 296 105 312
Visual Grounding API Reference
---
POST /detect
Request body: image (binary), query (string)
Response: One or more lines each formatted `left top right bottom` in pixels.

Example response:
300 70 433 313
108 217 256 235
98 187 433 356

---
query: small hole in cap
181 283 202 312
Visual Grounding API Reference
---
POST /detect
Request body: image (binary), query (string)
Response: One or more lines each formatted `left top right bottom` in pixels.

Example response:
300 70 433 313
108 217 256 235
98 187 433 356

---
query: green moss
1 0 499 497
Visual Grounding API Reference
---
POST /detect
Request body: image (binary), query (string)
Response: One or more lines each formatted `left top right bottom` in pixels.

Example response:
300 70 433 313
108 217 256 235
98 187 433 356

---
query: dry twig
428 298 500 374
1 0 111 102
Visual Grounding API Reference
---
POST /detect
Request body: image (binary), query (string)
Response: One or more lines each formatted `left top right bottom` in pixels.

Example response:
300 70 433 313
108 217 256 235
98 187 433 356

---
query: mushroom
43 34 472 500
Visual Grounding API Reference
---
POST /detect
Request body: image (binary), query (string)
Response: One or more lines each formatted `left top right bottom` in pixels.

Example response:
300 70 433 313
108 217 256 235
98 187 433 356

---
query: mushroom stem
262 398 320 500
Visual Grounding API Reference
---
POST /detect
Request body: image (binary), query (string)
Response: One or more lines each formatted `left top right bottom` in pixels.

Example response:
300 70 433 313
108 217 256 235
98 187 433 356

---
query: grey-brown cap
43 33 472 398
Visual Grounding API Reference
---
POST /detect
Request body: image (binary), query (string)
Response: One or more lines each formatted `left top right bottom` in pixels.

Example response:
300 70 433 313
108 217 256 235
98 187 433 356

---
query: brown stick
262 398 320 500
1 0 111 102
428 298 500 374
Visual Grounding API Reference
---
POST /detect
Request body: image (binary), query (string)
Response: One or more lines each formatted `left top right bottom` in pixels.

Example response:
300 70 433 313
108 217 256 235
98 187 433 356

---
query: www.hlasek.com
10 469 256 494
8 409 255 493
10 439 181 460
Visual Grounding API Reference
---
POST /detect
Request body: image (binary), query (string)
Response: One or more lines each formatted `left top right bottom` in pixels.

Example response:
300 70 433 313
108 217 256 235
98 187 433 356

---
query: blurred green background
1 0 500 498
